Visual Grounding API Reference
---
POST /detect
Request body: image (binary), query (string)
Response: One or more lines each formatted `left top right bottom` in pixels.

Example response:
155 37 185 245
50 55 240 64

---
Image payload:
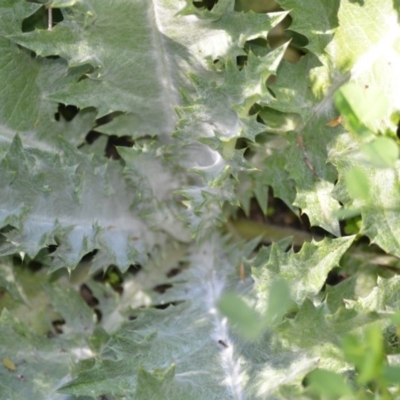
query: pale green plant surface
1 0 400 399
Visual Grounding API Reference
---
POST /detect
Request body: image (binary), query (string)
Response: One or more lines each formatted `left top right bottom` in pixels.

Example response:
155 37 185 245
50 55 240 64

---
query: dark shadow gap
80 284 100 307
154 301 184 310
94 308 102 323
166 261 189 278
15 45 36 59
85 131 102 145
22 6 63 32
105 135 134 159
51 319 65 335
54 104 79 122
267 87 276 99
95 111 125 127
193 0 219 10
79 249 99 264
153 284 173 294
128 264 142 275
93 266 124 294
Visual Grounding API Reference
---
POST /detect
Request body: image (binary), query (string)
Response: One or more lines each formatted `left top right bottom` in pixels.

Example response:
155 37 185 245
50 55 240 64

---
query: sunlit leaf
362 136 399 168
345 166 370 200
306 369 353 398
218 292 263 340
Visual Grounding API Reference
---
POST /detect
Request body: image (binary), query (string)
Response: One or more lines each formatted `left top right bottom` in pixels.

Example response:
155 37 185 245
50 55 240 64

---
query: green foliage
335 83 390 138
1 0 400 398
306 368 353 399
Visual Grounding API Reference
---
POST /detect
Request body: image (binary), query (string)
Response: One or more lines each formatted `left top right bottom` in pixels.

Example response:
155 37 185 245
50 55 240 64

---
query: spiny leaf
57 237 325 399
0 0 96 151
0 135 163 271
330 133 400 258
252 236 355 305
260 0 400 236
0 309 92 400
275 0 339 56
10 0 286 139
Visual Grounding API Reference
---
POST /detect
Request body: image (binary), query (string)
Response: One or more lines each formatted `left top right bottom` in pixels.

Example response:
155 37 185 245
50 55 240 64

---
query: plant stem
48 3 52 31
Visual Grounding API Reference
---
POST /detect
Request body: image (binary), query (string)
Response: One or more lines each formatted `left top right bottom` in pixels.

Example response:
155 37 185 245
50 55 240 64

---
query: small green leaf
334 87 369 137
335 83 389 136
390 311 400 326
343 325 385 385
306 369 353 398
218 292 263 341
345 166 370 199
362 136 399 168
264 279 291 325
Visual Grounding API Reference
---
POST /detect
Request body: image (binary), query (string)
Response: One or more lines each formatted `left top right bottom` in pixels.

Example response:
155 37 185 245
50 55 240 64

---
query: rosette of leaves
1 0 400 399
